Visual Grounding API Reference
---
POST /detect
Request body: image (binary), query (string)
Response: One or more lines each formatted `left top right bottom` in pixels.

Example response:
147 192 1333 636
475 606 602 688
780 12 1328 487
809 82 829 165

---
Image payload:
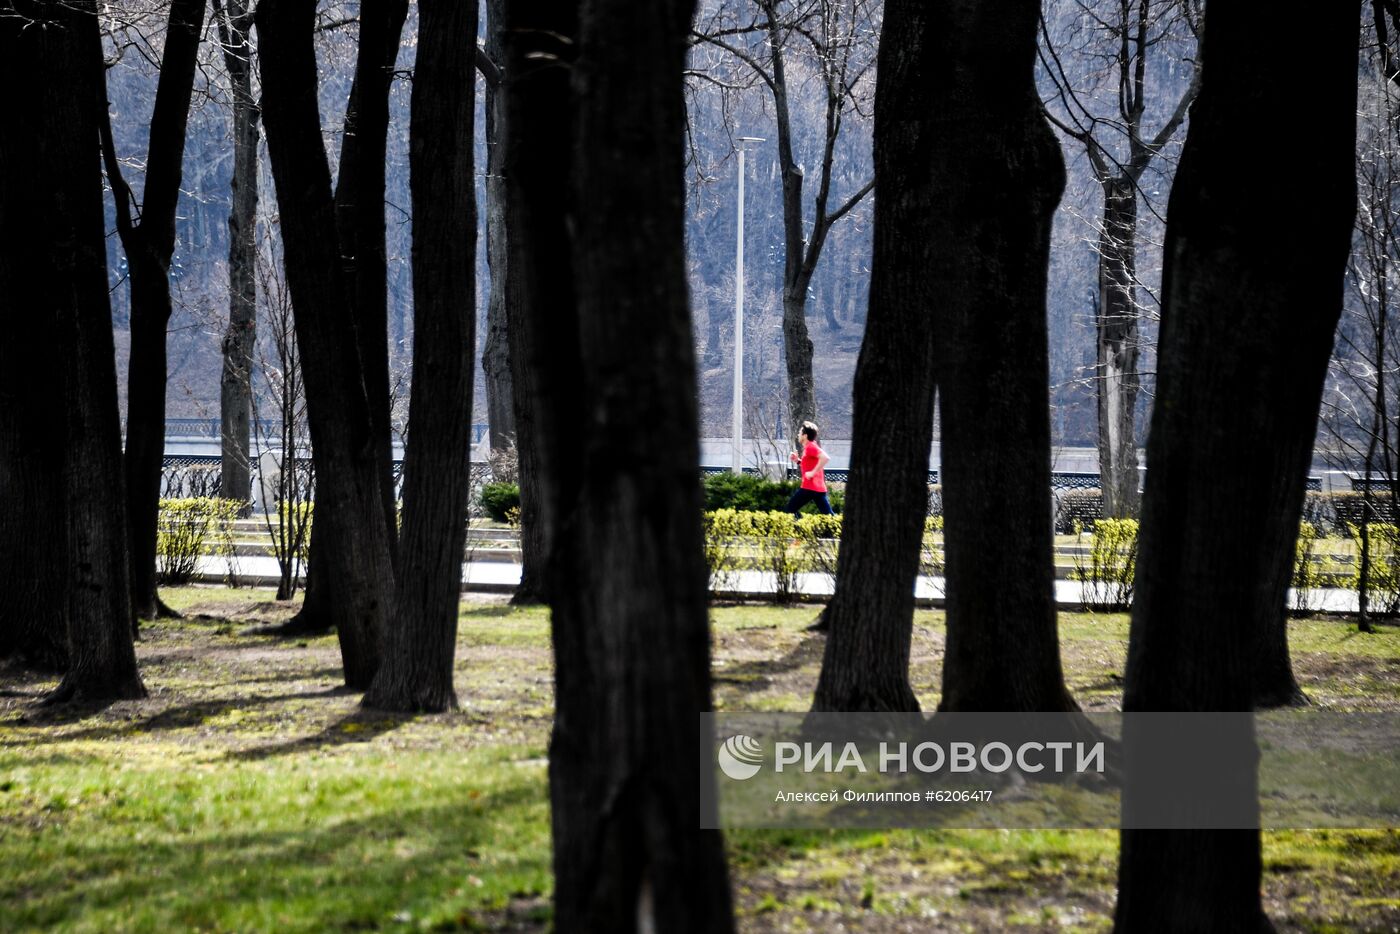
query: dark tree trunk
481 23 514 455
101 0 206 625
503 0 734 927
1096 176 1142 519
0 0 147 702
1112 4 1358 930
218 0 259 510
363 0 477 713
332 0 408 569
932 3 1071 714
0 407 68 672
0 16 68 672
809 0 937 713
285 0 406 635
488 0 547 607
256 0 397 690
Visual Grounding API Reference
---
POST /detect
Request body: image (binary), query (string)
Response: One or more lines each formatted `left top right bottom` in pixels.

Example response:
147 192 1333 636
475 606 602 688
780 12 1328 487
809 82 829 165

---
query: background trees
1039 0 1202 519
692 0 876 435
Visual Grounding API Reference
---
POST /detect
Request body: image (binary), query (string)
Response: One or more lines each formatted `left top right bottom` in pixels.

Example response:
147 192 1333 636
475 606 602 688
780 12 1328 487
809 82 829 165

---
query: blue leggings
786 488 834 515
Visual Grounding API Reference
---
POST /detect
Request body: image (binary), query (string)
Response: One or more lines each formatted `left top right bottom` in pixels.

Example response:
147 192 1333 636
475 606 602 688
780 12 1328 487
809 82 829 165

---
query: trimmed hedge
701 472 844 514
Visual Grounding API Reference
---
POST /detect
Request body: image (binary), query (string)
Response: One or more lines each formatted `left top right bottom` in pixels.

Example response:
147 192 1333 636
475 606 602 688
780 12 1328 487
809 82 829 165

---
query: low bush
479 482 521 522
157 498 243 586
1072 517 1137 611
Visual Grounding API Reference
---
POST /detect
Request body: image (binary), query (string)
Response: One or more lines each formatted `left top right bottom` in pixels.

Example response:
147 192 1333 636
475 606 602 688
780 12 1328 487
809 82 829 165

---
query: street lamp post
732 136 764 474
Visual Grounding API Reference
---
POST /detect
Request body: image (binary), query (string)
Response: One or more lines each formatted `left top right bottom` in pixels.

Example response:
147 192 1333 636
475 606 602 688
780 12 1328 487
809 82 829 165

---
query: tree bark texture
809 0 936 714
925 1 1072 714
1096 175 1142 519
256 0 396 690
0 2 70 673
481 11 514 455
0 0 146 701
218 0 259 509
1112 4 1358 930
491 0 547 606
363 0 477 713
331 0 407 568
503 0 735 927
288 0 406 634
107 0 206 624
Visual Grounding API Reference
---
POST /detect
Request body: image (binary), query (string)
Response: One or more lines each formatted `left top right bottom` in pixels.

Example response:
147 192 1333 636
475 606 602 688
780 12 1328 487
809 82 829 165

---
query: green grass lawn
2 590 1398 932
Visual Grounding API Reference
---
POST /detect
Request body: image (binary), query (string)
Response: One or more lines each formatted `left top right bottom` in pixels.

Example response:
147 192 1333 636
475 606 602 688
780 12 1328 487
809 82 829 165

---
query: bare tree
97 0 208 625
692 0 876 435
214 0 259 509
1039 0 1202 518
251 228 313 602
1319 5 1400 638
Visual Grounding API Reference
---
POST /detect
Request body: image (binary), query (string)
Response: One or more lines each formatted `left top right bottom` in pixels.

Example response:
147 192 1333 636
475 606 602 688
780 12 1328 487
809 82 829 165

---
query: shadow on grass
21 687 355 737
712 634 825 695
224 708 413 762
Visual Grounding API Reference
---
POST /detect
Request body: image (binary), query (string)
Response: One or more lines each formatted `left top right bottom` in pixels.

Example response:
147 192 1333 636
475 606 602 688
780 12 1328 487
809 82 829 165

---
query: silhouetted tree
1113 3 1359 929
256 0 396 689
0 0 146 702
363 0 477 712
814 0 1073 714
97 0 206 625
504 0 735 926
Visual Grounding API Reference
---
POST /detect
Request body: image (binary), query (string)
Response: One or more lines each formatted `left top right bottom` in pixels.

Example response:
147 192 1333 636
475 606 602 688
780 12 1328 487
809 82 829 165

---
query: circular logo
717 734 764 781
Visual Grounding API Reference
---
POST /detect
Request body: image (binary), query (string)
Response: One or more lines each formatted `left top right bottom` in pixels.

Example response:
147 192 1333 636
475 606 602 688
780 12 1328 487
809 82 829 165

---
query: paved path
192 554 1363 613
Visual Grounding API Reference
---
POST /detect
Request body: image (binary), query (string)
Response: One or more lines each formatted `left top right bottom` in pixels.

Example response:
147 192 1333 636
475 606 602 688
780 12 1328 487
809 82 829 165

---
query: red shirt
799 441 827 492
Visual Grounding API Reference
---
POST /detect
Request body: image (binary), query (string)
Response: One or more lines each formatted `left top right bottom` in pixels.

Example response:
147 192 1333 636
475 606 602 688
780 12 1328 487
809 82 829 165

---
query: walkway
190 554 1363 613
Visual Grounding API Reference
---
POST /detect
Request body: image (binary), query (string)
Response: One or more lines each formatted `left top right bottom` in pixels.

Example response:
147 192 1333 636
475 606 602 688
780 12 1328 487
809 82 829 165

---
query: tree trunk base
276 604 335 637
361 684 459 714
1253 683 1311 710
41 673 147 706
509 588 545 607
805 607 830 632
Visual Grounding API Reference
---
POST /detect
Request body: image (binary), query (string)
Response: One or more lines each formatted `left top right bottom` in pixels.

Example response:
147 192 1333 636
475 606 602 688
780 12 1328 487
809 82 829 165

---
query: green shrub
749 511 802 604
796 513 842 592
1073 517 1137 611
701 472 842 514
157 498 242 586
480 482 521 522
1347 521 1400 616
703 509 748 593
